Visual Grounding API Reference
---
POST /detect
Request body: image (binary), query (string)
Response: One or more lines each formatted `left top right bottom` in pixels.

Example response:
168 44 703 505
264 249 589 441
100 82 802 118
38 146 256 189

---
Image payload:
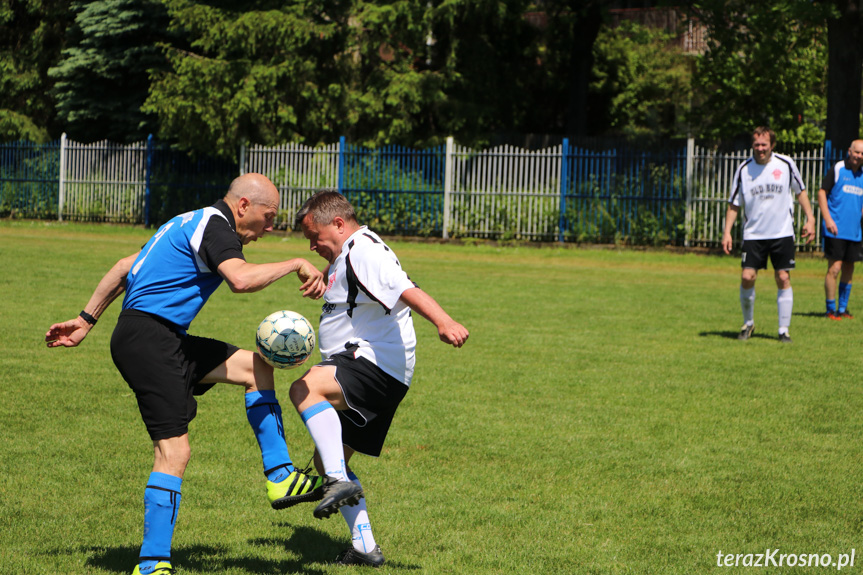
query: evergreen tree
0 0 72 142
49 0 170 143
143 0 352 157
344 0 455 147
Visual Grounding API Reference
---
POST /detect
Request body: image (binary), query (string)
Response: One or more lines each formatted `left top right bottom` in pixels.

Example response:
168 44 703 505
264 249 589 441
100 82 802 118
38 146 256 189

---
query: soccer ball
256 310 316 369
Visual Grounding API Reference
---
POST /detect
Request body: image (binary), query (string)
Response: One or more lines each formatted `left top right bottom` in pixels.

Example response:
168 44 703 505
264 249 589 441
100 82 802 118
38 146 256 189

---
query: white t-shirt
728 153 805 240
319 226 418 386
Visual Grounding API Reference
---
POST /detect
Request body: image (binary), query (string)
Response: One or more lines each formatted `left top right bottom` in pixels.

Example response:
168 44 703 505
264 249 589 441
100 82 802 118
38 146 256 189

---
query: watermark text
716 549 855 570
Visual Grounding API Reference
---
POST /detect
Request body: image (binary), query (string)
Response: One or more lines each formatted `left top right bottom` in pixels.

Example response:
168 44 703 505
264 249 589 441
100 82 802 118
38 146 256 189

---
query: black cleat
840 310 854 319
778 333 793 344
738 324 755 340
313 477 363 519
827 310 842 320
334 545 385 567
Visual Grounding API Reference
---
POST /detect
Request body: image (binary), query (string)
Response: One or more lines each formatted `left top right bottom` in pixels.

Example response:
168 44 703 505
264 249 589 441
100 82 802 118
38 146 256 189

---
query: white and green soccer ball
256 310 316 369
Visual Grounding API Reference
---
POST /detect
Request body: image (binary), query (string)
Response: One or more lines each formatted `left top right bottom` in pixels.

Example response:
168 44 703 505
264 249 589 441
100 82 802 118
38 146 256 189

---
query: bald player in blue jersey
818 140 863 320
45 174 336 575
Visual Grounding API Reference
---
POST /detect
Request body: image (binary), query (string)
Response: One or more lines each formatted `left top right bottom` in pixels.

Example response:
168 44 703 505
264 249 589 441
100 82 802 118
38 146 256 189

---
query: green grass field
2 221 862 574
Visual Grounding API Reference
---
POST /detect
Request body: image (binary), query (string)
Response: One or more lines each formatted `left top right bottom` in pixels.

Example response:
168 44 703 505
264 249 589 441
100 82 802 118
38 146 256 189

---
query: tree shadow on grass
82 525 419 573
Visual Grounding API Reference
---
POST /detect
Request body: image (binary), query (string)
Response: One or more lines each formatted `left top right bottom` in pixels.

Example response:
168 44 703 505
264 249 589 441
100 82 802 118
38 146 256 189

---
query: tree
140 0 637 153
143 0 548 153
48 0 170 143
690 0 830 143
590 20 692 139
416 0 543 145
820 0 863 148
143 0 353 157
0 0 72 142
338 0 454 147
541 0 604 137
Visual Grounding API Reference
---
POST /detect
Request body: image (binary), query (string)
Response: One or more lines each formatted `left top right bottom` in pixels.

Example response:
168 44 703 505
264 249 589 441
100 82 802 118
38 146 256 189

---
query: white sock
300 402 348 481
777 288 793 333
341 473 377 553
740 286 755 326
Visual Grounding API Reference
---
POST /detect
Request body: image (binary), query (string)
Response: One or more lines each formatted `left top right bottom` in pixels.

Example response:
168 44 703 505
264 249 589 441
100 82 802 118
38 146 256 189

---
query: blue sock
245 390 294 482
138 472 182 574
827 299 837 313
839 282 851 313
839 283 852 313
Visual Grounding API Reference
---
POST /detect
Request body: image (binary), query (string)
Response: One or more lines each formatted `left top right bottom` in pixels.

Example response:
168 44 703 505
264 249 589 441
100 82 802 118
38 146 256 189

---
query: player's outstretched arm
399 287 469 348
45 252 138 348
218 257 326 298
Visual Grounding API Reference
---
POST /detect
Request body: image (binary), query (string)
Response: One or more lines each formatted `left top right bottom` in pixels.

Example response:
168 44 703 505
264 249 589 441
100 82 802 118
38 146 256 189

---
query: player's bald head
226 173 279 206
846 140 863 171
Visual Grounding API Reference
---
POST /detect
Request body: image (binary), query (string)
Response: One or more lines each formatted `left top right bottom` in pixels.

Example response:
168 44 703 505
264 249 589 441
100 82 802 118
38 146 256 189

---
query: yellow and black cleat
268 468 326 509
132 561 174 575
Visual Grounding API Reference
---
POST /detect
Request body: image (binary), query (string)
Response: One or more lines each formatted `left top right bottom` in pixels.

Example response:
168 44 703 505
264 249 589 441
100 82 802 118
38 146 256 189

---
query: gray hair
295 190 357 228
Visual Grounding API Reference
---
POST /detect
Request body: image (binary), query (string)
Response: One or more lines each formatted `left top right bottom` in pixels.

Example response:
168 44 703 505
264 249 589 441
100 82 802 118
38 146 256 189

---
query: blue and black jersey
821 160 863 242
122 200 244 332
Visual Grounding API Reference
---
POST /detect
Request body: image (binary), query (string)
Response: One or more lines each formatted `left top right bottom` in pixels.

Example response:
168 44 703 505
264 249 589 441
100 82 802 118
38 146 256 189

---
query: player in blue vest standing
817 139 863 320
45 174 335 575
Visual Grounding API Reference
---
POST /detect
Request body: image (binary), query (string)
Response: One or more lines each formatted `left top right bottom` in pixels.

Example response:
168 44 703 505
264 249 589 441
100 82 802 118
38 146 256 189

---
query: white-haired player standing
722 126 816 343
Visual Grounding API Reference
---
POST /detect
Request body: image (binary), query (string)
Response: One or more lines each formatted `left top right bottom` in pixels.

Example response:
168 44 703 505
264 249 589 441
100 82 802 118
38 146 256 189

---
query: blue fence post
824 140 832 175
559 138 569 243
144 134 153 227
338 136 346 195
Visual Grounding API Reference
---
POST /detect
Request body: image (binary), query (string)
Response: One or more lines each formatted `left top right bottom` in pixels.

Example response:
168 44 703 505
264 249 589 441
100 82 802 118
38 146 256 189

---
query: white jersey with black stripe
728 152 805 240
319 226 418 386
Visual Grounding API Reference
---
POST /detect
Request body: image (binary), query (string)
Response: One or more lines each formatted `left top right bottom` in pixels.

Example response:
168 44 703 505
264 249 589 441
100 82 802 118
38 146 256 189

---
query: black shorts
320 349 408 457
824 236 863 263
741 237 796 271
110 309 239 441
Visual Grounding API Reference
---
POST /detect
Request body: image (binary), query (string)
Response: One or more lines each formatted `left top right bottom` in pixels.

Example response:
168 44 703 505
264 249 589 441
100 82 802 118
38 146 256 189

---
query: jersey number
131 222 174 275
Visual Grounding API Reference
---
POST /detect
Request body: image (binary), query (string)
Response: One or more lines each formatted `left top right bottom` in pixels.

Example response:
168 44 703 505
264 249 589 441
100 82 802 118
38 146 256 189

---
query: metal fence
0 134 843 248
0 139 61 219
563 142 687 244
449 142 562 241
244 140 339 228
61 136 147 223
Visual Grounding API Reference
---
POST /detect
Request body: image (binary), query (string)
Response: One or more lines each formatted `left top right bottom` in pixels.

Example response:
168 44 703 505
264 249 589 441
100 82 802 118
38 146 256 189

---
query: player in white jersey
722 126 816 343
288 190 469 567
